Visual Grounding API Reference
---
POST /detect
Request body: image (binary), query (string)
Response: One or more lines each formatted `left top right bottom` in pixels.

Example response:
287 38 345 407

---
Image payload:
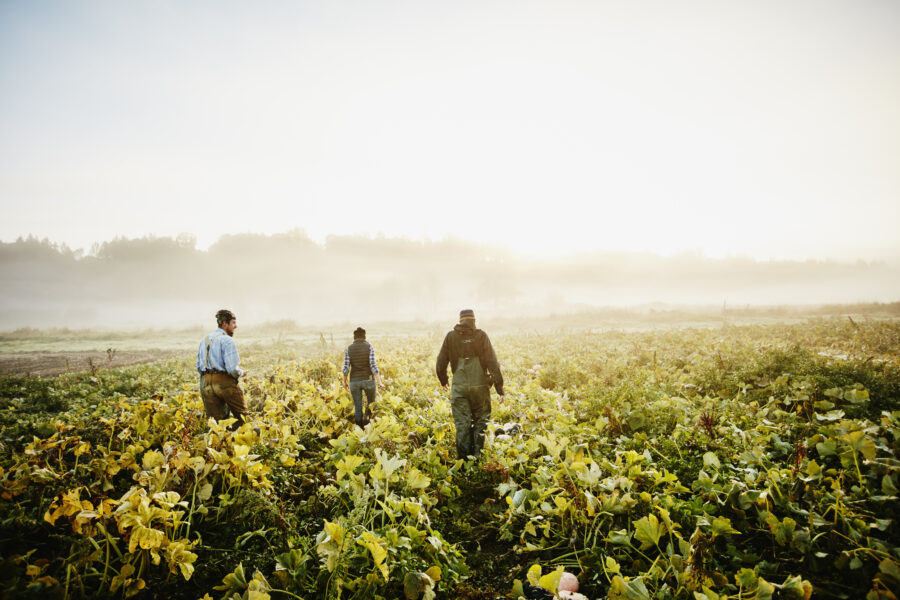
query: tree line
1 232 898 329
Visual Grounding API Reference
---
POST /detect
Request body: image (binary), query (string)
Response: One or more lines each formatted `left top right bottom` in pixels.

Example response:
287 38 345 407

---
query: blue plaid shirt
342 345 379 376
197 328 244 378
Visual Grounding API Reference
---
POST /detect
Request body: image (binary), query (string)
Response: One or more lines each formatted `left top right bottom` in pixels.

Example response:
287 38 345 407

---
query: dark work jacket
347 339 373 381
436 323 504 395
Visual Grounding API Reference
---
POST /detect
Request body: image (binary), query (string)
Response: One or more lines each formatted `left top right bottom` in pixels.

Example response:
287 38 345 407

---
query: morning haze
1 232 897 331
1 2 898 330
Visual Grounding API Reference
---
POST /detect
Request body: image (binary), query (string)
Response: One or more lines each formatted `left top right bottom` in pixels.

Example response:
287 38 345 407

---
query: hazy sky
1 0 898 262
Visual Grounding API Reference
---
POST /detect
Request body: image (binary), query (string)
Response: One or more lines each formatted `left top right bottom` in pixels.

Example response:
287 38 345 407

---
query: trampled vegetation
1 319 898 599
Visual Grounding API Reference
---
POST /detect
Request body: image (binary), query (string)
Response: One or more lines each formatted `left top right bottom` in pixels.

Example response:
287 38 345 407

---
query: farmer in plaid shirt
196 309 249 427
342 327 385 427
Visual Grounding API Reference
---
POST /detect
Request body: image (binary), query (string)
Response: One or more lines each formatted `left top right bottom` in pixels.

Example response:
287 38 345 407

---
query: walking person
196 309 249 427
436 309 504 460
342 327 384 427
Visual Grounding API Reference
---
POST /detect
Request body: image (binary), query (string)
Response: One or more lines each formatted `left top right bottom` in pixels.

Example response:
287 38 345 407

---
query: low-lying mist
2 232 898 330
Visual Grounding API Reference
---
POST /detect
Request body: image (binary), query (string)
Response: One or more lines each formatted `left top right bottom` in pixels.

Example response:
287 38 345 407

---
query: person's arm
196 339 205 374
436 334 451 389
369 345 385 389
481 333 504 397
222 337 244 379
342 347 350 389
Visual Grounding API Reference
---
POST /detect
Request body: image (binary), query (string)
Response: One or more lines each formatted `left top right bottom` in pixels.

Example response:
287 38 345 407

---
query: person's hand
442 383 449 391
342 381 349 391
242 370 250 378
498 394 505 404
378 380 386 390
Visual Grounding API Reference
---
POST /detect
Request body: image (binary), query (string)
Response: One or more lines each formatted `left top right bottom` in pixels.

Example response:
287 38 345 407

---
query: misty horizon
1 231 898 331
6 230 900 267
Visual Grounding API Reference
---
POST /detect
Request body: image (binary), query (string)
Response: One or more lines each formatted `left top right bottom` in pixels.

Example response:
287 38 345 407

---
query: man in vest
436 309 504 460
196 309 249 426
342 327 384 427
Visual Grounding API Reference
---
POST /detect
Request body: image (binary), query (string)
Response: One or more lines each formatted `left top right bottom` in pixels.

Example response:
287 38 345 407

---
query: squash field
1 319 898 599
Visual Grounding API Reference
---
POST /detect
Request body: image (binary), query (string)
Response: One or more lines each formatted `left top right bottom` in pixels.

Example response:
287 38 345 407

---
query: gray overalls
451 354 492 459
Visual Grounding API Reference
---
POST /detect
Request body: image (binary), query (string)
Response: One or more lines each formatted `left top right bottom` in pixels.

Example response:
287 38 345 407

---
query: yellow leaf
233 444 251 457
406 467 431 490
359 533 389 580
198 483 213 501
141 450 166 470
526 564 542 586
539 566 564 593
605 556 621 575
425 566 441 582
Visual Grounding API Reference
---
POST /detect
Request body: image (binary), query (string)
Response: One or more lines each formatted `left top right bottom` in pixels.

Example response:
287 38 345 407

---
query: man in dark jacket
342 327 384 427
436 309 504 459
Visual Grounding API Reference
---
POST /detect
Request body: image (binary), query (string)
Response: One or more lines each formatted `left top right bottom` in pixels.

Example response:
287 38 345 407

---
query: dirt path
0 350 182 378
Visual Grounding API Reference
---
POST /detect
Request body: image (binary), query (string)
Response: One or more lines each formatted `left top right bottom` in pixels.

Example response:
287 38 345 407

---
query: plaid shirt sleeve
221 336 243 378
369 346 379 376
342 347 350 376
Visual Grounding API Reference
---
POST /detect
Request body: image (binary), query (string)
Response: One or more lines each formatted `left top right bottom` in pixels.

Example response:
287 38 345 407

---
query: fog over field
1 232 898 331
2 4 899 332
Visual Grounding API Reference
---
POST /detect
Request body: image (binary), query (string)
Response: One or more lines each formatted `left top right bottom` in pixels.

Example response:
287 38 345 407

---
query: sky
1 0 898 262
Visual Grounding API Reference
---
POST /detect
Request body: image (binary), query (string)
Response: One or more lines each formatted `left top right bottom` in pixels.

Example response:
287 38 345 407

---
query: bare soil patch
0 349 181 378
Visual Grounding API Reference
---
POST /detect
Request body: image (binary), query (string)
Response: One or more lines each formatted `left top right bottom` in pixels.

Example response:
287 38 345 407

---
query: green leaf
697 586 720 600
634 514 663 550
817 410 845 422
873 519 892 531
780 575 812 599
512 489 529 509
703 452 721 469
711 516 739 536
756 577 775 600
841 430 877 460
608 529 632 546
406 468 431 490
214 563 248 594
882 474 899 496
404 572 425 599
816 440 837 457
611 576 650 600
774 517 796 546
806 460 821 477
845 388 869 404
735 568 756 589
879 558 900 581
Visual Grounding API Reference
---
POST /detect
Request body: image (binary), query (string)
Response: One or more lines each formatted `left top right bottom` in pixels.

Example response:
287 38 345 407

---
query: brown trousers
201 372 248 424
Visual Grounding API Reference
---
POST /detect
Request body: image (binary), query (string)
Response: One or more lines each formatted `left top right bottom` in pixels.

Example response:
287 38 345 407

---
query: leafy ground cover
0 318 898 599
